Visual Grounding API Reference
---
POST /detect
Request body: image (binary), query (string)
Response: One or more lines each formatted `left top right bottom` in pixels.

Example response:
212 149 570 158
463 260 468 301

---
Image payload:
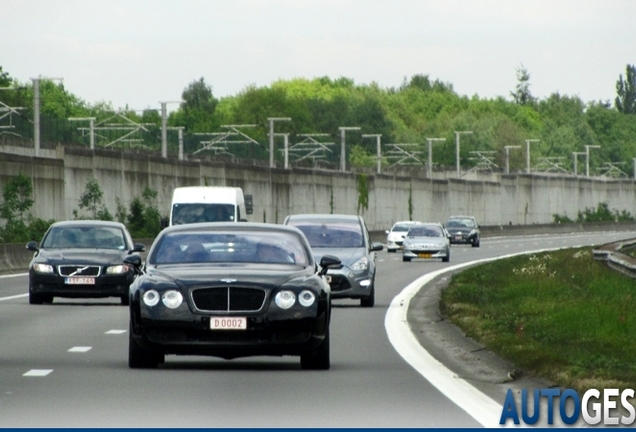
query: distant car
125 222 340 370
402 222 451 262
385 220 421 252
26 220 145 305
283 213 383 307
445 215 480 247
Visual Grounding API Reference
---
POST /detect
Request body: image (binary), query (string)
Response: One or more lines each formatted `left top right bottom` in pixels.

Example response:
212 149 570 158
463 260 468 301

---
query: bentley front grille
192 287 266 312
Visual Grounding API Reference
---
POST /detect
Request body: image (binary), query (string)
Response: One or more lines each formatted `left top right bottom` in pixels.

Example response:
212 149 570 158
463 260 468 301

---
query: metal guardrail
592 239 636 279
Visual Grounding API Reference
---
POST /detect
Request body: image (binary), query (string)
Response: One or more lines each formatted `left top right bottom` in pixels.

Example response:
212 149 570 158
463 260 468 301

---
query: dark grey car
283 214 383 307
445 215 480 247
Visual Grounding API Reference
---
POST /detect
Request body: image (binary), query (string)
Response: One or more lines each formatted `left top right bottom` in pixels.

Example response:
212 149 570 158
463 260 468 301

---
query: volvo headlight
32 263 53 274
275 290 296 309
350 256 369 271
106 264 128 274
162 290 183 309
298 290 316 307
142 289 160 307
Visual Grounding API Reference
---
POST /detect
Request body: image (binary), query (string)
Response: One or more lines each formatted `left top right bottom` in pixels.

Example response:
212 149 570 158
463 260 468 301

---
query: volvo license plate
65 277 95 285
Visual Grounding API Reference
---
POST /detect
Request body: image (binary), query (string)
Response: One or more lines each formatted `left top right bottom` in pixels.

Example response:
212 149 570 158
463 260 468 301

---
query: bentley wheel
301 328 330 370
128 326 162 369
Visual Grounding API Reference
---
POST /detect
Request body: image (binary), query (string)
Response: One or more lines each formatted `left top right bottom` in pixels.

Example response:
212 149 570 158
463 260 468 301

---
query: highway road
0 230 633 427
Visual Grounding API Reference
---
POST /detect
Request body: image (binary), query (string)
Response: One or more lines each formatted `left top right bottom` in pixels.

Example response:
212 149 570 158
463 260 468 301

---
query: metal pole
340 128 346 172
426 138 445 178
572 152 585 176
33 79 40 157
504 145 521 174
160 101 185 159
89 118 95 149
455 131 472 178
339 127 361 172
376 136 381 174
455 132 459 178
178 127 184 161
585 145 601 177
160 102 168 158
505 147 510 174
284 133 289 169
267 117 291 168
269 120 275 168
428 139 433 178
633 158 636 180
362 134 382 174
525 139 539 173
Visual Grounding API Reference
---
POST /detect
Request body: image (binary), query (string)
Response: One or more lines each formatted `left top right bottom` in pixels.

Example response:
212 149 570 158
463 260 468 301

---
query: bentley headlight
298 290 316 307
32 263 53 274
275 290 296 309
162 290 183 309
142 289 160 307
106 264 128 274
350 256 369 271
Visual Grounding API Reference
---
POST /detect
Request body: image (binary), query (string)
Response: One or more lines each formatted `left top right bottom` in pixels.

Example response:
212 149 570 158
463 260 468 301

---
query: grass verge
440 247 636 393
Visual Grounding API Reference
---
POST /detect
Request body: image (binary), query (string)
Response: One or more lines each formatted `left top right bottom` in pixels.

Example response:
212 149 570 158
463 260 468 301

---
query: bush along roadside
440 247 636 394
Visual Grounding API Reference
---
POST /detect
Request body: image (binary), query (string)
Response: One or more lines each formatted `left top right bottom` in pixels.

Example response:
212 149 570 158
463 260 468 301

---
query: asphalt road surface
0 230 633 427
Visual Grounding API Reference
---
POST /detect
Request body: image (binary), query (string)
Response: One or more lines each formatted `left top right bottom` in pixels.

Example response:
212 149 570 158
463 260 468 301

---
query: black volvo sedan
27 220 146 305
124 222 340 370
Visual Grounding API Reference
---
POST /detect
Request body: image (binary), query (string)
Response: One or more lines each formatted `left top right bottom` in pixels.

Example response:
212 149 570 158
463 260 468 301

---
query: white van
167 186 253 227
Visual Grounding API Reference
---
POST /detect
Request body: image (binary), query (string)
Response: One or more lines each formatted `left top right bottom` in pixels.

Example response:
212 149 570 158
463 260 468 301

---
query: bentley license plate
65 277 95 285
455 236 462 241
417 253 432 258
210 317 247 330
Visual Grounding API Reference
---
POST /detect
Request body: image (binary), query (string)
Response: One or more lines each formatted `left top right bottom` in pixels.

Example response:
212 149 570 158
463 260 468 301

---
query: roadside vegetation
552 202 634 223
440 248 636 393
0 175 162 243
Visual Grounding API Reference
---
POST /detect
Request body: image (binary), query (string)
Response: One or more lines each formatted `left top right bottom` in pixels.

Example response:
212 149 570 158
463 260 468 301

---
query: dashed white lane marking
68 346 92 353
105 329 126 335
23 369 53 377
0 294 28 302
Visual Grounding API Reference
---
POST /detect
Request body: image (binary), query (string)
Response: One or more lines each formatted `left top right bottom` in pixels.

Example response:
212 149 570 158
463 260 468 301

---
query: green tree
0 174 53 243
0 66 12 87
175 77 219 132
0 173 34 223
126 187 161 238
510 65 535 106
615 64 636 114
74 178 112 220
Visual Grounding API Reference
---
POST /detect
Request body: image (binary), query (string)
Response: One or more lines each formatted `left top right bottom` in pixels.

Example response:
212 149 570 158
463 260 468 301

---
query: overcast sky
3 0 635 111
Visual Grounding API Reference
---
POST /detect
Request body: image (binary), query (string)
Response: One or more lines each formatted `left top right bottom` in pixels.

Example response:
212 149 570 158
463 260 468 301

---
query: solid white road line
385 247 574 428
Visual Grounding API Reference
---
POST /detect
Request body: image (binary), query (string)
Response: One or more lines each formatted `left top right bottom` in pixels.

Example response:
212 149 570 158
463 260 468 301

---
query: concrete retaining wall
1 146 636 232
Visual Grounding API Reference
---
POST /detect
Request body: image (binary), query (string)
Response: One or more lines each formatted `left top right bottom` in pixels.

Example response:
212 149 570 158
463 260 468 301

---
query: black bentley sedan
26 220 146 305
124 222 341 370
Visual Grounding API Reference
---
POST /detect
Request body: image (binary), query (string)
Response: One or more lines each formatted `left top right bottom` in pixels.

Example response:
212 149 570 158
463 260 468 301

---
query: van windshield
171 203 235 225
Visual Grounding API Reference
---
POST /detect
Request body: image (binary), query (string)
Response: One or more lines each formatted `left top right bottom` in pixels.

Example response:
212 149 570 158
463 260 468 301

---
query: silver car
283 214 383 307
402 222 451 262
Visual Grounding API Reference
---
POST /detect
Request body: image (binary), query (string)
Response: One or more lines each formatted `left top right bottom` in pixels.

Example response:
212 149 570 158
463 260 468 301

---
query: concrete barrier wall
1 146 636 232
